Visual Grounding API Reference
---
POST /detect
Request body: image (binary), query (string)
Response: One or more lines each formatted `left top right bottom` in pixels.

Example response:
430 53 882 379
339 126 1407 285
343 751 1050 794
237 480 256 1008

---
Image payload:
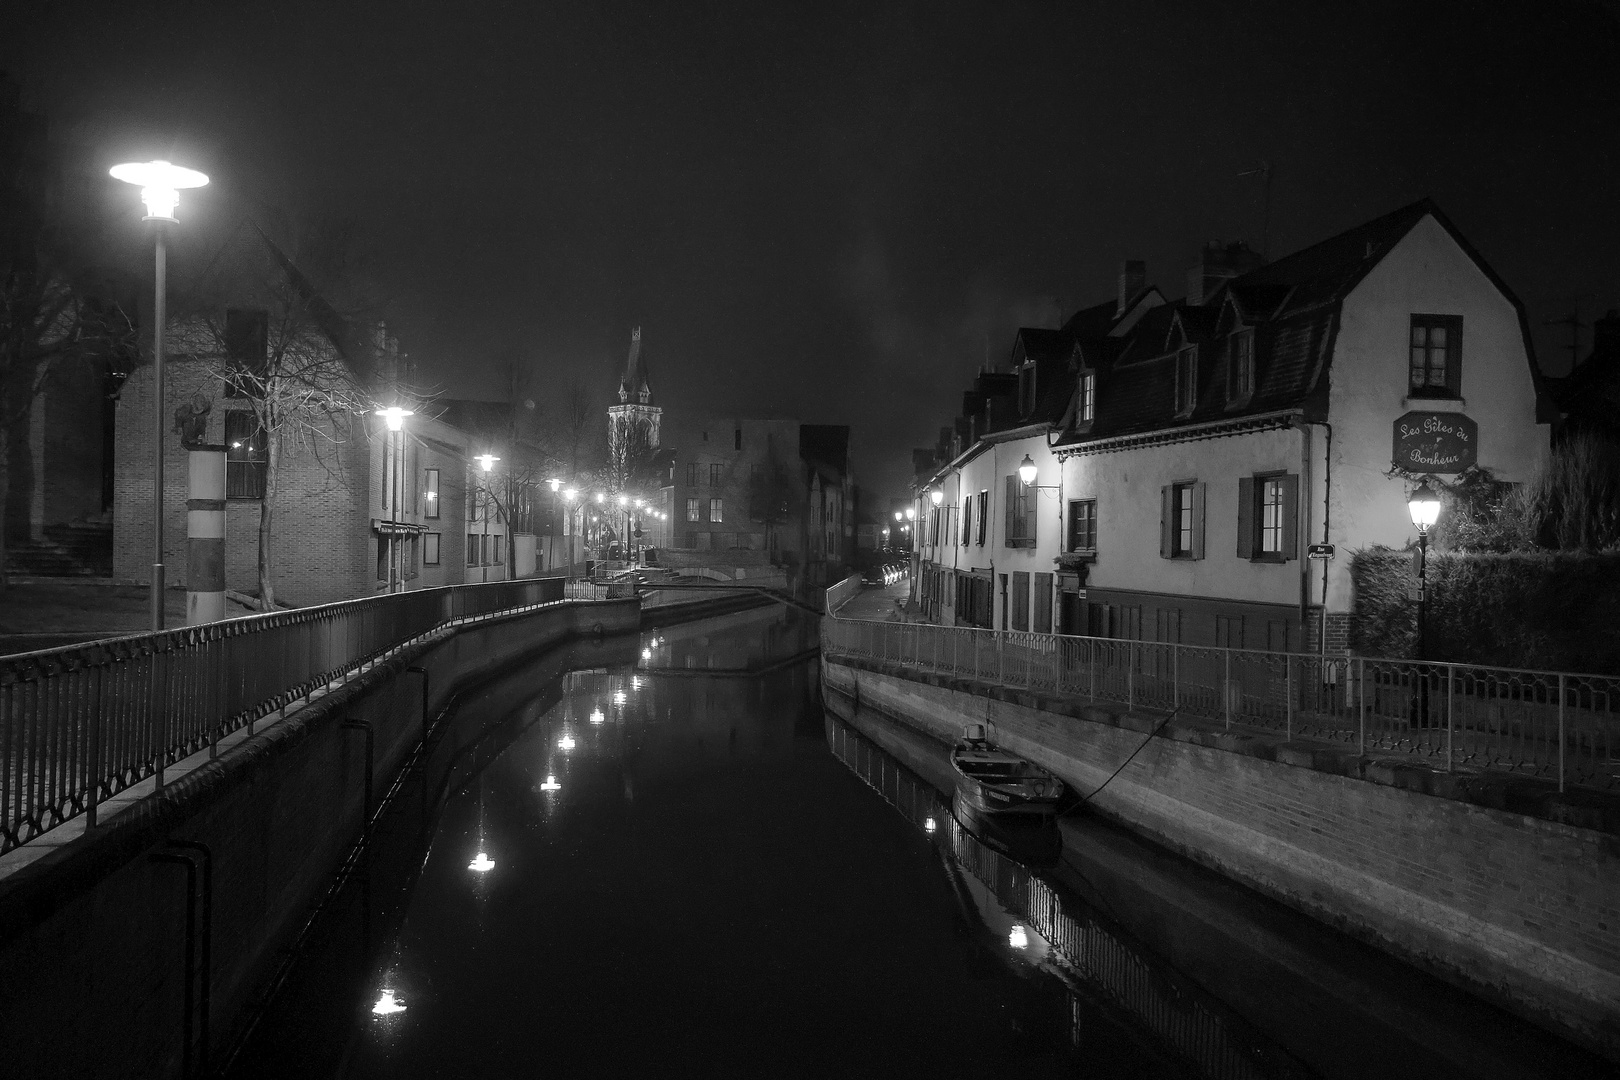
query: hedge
1348 548 1620 675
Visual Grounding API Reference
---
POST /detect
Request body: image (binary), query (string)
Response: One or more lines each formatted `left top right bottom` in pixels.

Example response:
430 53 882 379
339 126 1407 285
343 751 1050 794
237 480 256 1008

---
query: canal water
226 604 1608 1079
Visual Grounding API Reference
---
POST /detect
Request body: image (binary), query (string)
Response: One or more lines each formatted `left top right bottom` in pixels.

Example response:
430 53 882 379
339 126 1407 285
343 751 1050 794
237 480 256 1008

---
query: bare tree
186 221 377 609
0 265 132 591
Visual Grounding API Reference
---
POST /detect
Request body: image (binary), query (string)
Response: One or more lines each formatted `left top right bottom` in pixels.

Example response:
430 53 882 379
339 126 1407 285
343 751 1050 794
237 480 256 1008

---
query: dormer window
1076 370 1095 425
1227 328 1255 404
1018 363 1036 417
1175 345 1198 415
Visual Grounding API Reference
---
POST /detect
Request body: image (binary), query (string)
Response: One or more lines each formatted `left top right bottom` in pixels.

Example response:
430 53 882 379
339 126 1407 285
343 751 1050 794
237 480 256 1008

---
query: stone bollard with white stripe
186 448 227 625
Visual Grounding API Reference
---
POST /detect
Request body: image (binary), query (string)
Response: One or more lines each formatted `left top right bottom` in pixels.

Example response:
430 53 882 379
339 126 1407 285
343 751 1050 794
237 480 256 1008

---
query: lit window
1077 371 1095 424
709 498 723 522
686 498 700 522
423 468 440 519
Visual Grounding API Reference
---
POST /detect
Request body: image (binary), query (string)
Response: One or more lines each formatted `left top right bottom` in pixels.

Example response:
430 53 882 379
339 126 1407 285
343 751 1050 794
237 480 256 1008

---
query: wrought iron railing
821 615 1620 793
0 577 569 855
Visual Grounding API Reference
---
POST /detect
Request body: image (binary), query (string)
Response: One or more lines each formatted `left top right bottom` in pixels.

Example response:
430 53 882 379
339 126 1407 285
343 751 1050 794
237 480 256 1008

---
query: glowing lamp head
1408 483 1442 532
1018 454 1038 486
929 486 944 506
564 487 578 501
476 453 499 473
548 478 561 492
374 406 413 432
372 990 407 1016
594 493 604 504
468 852 495 873
109 160 209 222
923 816 937 834
905 507 915 520
617 494 628 506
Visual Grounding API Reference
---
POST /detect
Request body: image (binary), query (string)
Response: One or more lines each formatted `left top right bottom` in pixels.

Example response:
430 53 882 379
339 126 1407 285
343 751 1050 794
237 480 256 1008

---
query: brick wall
113 361 478 607
823 659 1620 1060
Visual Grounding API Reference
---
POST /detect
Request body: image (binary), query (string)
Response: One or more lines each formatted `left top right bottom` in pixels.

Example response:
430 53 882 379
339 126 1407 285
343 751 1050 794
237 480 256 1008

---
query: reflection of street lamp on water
111 159 209 630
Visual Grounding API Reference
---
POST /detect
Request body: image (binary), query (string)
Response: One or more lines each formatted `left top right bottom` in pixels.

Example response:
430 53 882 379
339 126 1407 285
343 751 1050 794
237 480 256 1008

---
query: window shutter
1281 473 1299 559
1025 482 1038 544
1159 485 1173 559
1191 481 1206 560
1236 477 1255 559
1004 475 1017 546
1447 317 1463 396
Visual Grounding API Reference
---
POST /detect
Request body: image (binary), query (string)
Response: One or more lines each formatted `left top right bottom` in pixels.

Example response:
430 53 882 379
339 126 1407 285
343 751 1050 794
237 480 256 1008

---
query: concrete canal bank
822 655 1620 1063
0 590 777 1080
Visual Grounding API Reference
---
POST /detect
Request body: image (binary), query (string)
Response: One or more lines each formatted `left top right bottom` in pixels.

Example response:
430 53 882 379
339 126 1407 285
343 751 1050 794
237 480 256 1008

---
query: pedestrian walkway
834 578 911 622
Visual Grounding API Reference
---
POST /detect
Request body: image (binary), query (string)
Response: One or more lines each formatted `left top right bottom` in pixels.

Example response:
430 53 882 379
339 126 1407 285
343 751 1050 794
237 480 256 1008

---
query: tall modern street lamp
375 407 413 592
111 159 209 630
477 454 500 583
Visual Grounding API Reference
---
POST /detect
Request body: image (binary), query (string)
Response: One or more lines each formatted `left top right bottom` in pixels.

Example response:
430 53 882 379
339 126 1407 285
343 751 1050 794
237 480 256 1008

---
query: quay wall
822 657 1620 1062
0 598 641 1080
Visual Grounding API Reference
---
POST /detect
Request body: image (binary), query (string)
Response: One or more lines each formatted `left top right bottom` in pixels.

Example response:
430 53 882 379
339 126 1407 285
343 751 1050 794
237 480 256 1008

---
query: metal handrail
0 577 568 854
821 614 1620 793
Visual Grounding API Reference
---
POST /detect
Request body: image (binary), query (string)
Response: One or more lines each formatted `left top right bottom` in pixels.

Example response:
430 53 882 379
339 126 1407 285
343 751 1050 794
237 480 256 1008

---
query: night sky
6 0 1618 497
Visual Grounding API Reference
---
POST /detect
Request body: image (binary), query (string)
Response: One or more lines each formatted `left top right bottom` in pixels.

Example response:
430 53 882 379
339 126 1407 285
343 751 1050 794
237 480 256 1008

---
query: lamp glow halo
109 160 210 189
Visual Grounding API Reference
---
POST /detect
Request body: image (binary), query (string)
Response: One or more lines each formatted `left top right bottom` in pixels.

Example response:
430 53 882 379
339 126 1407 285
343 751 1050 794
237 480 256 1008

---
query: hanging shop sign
1392 412 1477 474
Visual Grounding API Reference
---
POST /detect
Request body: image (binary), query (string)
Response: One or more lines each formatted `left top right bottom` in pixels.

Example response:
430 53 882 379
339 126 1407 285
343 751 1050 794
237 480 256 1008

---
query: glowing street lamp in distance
548 478 561 492
1018 454 1038 486
476 453 500 473
108 159 209 221
929 487 944 506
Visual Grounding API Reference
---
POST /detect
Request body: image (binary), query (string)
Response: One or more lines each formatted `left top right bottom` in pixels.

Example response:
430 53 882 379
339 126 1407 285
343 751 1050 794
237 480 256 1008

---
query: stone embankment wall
822 658 1620 1063
0 598 642 1080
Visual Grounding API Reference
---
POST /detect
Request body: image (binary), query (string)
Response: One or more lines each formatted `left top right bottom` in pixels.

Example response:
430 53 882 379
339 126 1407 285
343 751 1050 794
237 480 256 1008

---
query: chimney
1116 260 1146 317
1185 240 1264 306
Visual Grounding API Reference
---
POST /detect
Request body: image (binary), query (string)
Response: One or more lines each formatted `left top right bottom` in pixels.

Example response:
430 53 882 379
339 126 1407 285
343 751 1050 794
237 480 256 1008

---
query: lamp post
563 487 579 580
111 160 209 630
1408 482 1442 727
375 407 413 593
477 454 499 583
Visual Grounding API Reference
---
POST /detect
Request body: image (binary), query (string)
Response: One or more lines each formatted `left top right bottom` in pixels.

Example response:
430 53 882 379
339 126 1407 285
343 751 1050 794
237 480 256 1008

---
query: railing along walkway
1 577 572 855
822 615 1620 794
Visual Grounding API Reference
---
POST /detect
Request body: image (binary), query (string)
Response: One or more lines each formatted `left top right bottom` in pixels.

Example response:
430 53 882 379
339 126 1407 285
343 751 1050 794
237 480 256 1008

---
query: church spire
617 325 652 405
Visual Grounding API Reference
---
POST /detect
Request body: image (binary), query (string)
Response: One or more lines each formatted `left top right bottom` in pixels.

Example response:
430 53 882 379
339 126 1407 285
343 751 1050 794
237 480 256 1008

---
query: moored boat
949 724 1065 817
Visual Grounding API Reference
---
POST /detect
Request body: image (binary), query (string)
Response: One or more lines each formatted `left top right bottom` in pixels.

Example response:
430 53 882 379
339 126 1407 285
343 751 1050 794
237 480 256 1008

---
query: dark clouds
6 0 1619 497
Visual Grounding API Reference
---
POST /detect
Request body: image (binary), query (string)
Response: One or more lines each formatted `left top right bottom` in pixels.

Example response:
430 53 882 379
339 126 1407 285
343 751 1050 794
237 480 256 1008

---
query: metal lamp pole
1408 482 1442 727
375 408 413 593
111 160 209 630
476 454 499 584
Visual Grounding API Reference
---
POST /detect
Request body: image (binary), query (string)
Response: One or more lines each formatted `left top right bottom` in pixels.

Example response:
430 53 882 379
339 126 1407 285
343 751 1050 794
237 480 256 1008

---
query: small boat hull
949 728 1065 818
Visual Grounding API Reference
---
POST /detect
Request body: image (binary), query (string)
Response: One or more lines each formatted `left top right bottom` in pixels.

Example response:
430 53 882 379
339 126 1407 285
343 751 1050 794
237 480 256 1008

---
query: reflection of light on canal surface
613 690 627 706
467 852 495 873
642 648 651 660
539 775 561 792
924 816 937 834
1008 925 1028 950
558 734 575 750
589 709 604 725
371 990 407 1017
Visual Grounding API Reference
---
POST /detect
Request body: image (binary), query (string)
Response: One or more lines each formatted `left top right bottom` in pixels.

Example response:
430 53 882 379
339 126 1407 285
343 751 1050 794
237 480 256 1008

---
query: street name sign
1392 411 1477 474
1307 544 1335 560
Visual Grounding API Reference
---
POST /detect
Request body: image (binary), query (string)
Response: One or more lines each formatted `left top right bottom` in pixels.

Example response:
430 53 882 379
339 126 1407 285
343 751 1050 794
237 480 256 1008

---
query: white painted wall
1324 214 1548 609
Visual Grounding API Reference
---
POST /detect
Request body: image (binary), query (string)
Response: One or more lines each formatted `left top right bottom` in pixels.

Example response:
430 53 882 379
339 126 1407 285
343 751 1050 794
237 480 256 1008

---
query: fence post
1446 665 1454 773
1358 657 1366 756
1285 656 1293 741
1127 642 1134 711
1557 673 1566 794
1173 644 1179 711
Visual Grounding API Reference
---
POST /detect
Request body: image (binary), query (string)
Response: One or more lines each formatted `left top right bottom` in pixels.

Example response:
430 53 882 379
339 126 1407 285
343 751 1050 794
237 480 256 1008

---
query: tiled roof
1052 199 1479 448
